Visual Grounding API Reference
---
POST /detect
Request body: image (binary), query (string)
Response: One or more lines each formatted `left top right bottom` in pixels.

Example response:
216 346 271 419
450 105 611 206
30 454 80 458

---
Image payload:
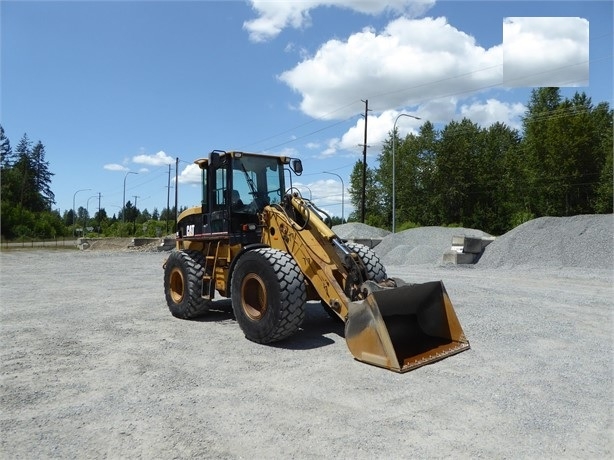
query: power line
249 54 611 154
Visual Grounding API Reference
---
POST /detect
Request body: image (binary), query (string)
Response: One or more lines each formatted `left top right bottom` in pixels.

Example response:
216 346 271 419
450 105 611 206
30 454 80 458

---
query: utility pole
166 163 171 233
97 192 101 236
359 99 371 223
174 157 179 229
133 195 140 235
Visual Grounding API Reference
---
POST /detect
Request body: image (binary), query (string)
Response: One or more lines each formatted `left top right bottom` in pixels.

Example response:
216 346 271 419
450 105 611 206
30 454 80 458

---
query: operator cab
179 150 302 245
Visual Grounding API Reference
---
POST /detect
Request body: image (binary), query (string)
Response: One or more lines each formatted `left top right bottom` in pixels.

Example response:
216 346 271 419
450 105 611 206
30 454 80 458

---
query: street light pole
72 188 91 237
298 185 312 200
322 171 345 223
392 113 421 233
123 171 138 223
86 195 98 234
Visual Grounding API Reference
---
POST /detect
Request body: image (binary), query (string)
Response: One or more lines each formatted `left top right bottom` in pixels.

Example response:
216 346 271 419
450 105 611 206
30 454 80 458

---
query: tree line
348 88 613 235
2 87 612 240
0 126 181 240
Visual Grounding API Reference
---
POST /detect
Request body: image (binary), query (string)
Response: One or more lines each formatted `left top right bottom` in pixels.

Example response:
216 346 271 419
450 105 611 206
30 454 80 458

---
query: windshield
232 155 284 209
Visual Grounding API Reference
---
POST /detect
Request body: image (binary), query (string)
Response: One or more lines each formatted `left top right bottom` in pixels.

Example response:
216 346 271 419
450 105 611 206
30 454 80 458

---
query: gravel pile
477 214 613 270
334 215 613 270
332 222 391 239
374 226 490 265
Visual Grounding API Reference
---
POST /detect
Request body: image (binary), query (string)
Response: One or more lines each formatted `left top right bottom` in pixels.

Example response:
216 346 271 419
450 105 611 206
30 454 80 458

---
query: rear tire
345 242 387 282
321 242 387 320
231 248 306 343
163 250 210 319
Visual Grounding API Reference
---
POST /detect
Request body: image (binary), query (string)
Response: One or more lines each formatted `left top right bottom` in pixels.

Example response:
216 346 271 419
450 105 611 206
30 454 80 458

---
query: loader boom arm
260 194 362 320
260 193 470 372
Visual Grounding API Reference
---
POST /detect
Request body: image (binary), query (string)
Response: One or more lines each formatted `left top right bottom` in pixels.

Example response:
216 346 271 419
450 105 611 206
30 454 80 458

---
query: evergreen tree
160 206 177 222
432 118 482 225
30 141 55 211
475 122 522 233
0 125 13 168
347 160 383 226
592 101 613 213
522 88 612 216
63 209 75 227
95 208 108 222
138 208 152 223
0 126 18 207
14 134 33 210
377 127 425 229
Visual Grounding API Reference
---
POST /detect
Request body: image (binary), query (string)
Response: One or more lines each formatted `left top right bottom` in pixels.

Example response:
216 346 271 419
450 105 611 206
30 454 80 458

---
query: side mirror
292 159 303 176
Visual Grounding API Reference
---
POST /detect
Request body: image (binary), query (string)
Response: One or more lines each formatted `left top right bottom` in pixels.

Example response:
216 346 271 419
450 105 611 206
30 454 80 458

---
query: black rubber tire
345 242 387 282
230 248 306 344
321 242 388 320
163 250 211 319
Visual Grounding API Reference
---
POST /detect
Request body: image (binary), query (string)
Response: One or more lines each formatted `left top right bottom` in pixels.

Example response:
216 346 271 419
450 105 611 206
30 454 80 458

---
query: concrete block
442 250 475 264
451 236 466 247
451 235 497 254
481 236 496 250
158 238 176 251
131 238 159 247
462 236 485 254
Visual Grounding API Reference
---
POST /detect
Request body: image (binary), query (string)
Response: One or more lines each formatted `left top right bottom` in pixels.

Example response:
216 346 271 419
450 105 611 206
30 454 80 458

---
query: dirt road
1 249 612 458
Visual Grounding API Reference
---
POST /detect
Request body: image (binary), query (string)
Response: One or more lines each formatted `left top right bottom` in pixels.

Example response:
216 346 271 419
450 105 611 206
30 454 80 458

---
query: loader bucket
344 281 470 373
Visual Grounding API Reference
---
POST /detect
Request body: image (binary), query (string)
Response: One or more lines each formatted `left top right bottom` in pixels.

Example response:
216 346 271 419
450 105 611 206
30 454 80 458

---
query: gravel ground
1 215 612 458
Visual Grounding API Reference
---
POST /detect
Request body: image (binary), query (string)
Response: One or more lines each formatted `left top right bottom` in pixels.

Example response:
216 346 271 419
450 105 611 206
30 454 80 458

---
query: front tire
163 250 210 319
231 248 306 343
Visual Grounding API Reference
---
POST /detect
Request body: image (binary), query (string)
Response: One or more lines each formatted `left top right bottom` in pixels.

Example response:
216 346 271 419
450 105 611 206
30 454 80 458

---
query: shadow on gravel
186 299 345 350
272 302 345 351
188 299 235 322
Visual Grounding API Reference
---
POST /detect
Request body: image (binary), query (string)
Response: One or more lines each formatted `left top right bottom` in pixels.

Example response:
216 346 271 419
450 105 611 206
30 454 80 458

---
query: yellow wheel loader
163 150 470 372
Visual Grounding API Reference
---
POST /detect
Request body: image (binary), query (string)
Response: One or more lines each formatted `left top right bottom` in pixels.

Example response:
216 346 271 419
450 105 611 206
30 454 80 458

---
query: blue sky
2 0 612 220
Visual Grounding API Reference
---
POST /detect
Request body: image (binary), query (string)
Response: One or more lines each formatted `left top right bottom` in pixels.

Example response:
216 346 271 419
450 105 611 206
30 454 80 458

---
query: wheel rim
241 273 267 320
169 267 185 304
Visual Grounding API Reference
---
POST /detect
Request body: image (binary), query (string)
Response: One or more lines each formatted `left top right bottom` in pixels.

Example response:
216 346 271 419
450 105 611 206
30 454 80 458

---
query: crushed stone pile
477 214 613 270
79 237 163 252
375 226 490 266
332 222 391 240
81 237 134 250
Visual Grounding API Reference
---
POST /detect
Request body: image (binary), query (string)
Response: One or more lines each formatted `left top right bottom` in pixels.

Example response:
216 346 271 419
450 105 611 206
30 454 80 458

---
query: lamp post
322 171 344 223
123 171 138 223
298 185 312 200
392 113 421 233
85 195 98 235
72 188 91 237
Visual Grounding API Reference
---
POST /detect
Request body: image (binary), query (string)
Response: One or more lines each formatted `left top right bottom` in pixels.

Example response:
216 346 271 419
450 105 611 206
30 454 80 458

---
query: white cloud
305 142 320 150
459 99 526 130
503 17 589 87
295 178 349 219
103 163 129 172
279 16 502 120
317 137 343 158
132 150 174 166
244 0 435 42
277 14 568 158
317 109 422 158
177 163 201 185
